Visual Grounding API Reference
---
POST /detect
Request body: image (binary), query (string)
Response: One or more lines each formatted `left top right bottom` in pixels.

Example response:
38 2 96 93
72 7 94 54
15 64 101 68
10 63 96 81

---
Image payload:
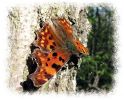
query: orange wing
56 18 89 55
72 39 89 55
57 18 73 38
29 48 71 87
51 18 74 41
30 19 71 87
29 18 89 87
34 23 63 51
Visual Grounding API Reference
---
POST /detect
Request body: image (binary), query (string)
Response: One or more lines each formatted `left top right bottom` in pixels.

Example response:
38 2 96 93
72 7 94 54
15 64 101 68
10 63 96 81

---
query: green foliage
76 6 115 92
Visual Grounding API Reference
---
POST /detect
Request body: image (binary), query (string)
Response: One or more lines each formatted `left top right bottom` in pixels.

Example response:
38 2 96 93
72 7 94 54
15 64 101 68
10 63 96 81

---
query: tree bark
8 4 91 93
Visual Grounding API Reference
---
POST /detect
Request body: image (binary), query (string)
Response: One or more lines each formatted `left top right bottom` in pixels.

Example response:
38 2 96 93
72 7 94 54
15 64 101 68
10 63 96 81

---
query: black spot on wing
44 72 53 80
59 56 65 63
53 42 56 46
52 63 57 68
52 52 57 57
49 35 53 40
46 63 48 66
47 58 50 61
52 63 61 71
76 42 79 44
50 45 55 50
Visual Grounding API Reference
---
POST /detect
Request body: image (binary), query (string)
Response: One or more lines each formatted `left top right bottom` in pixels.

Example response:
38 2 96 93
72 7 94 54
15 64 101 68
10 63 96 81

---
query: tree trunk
8 4 91 93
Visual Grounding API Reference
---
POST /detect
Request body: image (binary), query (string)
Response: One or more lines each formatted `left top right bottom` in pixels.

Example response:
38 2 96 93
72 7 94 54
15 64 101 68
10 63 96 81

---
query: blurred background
76 6 115 92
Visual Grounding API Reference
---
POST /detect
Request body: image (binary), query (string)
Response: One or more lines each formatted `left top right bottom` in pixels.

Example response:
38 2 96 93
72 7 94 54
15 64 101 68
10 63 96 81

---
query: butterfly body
29 18 89 87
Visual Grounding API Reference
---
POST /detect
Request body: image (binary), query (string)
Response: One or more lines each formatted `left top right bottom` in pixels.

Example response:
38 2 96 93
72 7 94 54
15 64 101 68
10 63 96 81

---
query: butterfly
29 18 89 87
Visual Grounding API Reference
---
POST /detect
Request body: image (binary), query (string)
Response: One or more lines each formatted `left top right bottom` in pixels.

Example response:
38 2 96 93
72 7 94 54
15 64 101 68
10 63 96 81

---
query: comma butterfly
29 18 89 87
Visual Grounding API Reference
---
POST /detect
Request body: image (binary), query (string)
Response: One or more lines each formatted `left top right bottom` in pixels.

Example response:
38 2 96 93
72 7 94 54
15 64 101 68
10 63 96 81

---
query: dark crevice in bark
20 44 40 92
